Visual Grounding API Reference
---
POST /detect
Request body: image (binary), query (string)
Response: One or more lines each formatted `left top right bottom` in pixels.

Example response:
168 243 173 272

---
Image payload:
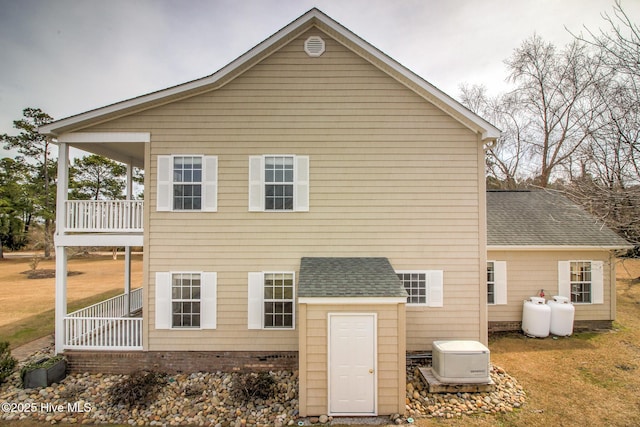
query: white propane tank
522 297 551 338
548 296 575 336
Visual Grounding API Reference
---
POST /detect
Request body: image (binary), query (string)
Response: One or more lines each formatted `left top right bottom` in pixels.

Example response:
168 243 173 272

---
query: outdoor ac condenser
431 340 490 384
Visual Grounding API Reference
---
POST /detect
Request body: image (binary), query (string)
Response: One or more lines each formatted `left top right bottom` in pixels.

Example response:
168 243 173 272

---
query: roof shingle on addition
298 257 408 298
487 190 631 249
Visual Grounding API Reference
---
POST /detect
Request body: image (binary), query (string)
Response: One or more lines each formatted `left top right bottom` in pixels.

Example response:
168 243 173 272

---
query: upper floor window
173 156 202 210
156 155 218 212
249 155 309 212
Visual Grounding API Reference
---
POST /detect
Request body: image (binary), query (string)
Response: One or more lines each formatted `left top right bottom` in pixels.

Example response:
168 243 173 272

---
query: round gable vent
304 36 325 57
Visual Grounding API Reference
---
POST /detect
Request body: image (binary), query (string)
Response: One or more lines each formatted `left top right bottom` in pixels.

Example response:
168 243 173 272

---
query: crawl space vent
304 36 325 57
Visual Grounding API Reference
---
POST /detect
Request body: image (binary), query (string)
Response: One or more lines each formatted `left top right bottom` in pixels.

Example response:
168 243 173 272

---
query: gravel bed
1 344 526 425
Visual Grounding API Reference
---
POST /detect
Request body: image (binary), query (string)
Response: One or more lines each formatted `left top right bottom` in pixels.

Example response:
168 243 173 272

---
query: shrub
108 370 166 408
231 371 276 403
0 341 17 384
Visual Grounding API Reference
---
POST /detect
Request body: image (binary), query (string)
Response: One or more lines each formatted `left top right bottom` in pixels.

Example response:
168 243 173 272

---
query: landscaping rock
1 344 526 425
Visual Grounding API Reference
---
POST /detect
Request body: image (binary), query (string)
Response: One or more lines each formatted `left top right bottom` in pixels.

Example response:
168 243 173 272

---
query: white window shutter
558 261 571 298
248 272 264 329
156 156 172 211
494 261 508 305
248 156 264 211
591 261 604 304
202 156 218 212
294 155 309 212
201 272 217 328
155 272 172 329
427 270 444 307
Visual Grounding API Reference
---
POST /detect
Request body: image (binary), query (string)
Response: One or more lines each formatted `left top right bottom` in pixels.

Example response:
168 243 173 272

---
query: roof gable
40 8 499 141
487 190 631 249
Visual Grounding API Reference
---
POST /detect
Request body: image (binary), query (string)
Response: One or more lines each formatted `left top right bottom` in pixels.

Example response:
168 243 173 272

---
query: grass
0 253 142 349
0 289 123 348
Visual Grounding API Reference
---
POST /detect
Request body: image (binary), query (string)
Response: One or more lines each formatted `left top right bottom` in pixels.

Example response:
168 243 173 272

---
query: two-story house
39 8 628 417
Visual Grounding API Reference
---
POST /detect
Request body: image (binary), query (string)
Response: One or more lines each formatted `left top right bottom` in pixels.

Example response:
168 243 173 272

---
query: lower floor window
263 273 294 328
570 261 592 303
487 262 495 304
172 273 201 327
397 272 426 304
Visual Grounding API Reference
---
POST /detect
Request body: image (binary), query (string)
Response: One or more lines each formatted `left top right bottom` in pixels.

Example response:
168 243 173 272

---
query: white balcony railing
64 288 143 350
65 200 144 233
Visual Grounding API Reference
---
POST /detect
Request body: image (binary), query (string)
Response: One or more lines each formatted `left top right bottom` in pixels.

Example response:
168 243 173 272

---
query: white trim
298 297 407 305
55 233 143 247
488 245 633 251
39 9 499 141
327 313 377 416
58 132 150 143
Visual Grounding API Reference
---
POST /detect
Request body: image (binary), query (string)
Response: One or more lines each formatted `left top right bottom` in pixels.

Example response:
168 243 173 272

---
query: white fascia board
58 132 150 143
55 233 143 247
39 9 499 141
298 297 407 305
488 245 634 252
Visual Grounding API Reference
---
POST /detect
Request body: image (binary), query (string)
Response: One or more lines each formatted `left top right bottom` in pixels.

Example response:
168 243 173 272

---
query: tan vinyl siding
299 303 405 417
81 28 484 352
487 250 615 322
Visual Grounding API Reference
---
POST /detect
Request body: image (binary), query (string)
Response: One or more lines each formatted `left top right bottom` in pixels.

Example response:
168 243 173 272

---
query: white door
328 313 376 415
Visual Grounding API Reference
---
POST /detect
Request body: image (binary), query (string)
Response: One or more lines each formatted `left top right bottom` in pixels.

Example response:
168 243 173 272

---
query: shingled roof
298 257 408 298
487 190 631 248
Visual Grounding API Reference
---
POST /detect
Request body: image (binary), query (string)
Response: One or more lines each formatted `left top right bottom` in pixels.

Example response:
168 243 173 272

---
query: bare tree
460 84 531 189
505 35 608 187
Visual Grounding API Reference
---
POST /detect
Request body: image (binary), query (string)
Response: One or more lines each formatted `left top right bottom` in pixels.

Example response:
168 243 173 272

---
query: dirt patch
20 269 83 279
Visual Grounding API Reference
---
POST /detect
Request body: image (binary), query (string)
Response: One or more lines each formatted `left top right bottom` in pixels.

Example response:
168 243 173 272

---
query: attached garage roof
487 190 632 249
298 257 408 298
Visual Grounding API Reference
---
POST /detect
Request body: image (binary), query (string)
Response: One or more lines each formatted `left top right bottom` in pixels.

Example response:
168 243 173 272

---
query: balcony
64 200 144 233
64 288 143 350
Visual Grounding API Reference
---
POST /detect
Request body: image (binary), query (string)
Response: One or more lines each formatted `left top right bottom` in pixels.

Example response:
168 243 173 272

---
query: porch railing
67 288 143 318
65 200 144 232
64 288 143 350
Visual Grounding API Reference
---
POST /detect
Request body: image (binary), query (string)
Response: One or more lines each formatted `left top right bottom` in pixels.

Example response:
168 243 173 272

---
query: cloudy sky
1 0 637 145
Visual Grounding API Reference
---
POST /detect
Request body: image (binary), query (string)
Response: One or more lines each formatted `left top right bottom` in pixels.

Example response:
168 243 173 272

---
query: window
171 273 201 328
486 261 507 305
558 260 604 304
248 272 296 329
570 261 592 303
396 270 443 307
173 156 202 210
249 155 309 212
487 262 495 304
156 155 218 212
398 272 426 304
265 156 294 210
155 272 217 329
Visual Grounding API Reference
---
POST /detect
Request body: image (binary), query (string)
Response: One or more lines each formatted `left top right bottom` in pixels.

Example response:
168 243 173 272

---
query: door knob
369 368 374 374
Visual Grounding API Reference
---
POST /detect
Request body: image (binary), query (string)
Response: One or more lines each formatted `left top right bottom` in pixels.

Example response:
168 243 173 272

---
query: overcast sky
1 0 638 148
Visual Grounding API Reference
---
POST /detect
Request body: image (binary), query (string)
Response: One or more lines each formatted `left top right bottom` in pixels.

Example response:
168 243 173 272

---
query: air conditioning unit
431 340 490 384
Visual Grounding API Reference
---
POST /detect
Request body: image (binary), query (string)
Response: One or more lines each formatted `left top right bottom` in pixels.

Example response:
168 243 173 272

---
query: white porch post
124 162 133 316
54 142 69 354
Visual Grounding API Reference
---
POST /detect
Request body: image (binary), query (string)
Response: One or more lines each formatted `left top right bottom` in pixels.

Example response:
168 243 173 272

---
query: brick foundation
64 351 298 375
489 320 613 334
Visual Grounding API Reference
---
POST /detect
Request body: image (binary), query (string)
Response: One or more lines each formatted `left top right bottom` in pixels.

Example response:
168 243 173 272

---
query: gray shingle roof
298 257 408 298
487 190 631 248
